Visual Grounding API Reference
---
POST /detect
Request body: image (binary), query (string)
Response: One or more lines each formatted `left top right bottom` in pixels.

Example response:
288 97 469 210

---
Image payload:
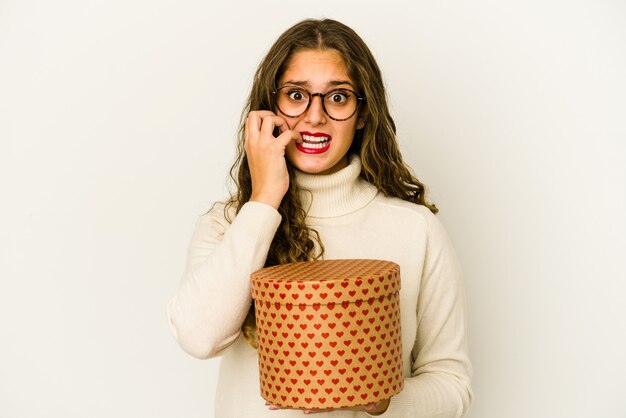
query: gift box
250 259 403 410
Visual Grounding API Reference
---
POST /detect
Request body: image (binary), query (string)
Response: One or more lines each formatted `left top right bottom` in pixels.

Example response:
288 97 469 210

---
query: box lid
251 259 400 305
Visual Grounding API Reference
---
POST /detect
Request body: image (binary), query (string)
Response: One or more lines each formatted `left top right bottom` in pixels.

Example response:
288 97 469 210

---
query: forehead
279 49 353 87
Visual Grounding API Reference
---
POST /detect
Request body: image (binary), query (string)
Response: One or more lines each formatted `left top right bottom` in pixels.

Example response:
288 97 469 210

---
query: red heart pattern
251 259 403 410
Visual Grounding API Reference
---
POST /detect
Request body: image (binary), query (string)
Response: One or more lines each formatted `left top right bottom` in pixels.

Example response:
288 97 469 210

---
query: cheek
285 117 302 131
285 139 297 153
339 123 358 142
275 107 300 130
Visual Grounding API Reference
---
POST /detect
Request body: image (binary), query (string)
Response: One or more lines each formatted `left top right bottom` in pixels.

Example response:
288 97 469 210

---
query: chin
286 147 349 175
290 159 330 174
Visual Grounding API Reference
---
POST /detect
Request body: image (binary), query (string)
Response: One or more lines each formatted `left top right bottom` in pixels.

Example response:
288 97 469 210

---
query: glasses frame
272 84 365 121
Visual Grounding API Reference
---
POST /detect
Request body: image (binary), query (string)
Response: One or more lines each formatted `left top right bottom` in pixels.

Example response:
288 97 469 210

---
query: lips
297 132 332 154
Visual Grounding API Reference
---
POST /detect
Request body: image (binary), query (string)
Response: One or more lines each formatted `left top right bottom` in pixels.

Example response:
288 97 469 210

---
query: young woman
168 18 473 417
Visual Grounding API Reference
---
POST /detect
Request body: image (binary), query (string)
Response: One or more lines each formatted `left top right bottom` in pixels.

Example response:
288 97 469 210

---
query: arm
168 110 298 360
369 211 473 417
167 201 281 359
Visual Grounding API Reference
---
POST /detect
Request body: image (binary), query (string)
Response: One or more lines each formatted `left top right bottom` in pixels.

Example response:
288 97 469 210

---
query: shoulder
198 200 234 225
369 194 452 245
199 199 281 231
371 194 438 225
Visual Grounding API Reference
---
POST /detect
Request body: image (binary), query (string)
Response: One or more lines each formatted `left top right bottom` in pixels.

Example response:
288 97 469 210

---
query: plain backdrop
2 0 625 417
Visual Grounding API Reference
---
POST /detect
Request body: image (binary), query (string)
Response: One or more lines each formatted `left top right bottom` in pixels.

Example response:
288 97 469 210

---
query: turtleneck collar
294 154 379 218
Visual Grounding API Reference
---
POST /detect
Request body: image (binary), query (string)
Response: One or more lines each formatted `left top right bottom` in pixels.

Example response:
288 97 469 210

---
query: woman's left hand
266 398 390 415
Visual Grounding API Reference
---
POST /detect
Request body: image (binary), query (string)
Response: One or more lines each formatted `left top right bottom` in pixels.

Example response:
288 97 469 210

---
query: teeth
302 134 330 143
300 141 329 149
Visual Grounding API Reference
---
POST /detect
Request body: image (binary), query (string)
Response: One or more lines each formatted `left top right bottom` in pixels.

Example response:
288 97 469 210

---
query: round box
250 259 403 410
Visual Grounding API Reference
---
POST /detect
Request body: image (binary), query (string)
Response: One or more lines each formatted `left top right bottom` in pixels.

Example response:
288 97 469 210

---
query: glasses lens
323 89 358 120
276 86 309 118
276 86 359 120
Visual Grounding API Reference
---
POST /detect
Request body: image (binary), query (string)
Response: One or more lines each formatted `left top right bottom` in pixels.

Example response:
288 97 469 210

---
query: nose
303 94 327 126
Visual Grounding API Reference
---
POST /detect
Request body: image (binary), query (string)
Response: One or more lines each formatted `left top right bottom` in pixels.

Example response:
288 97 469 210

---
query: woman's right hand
244 110 300 209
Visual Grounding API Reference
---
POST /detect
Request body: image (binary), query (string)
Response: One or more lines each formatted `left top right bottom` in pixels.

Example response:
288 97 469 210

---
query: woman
168 18 473 417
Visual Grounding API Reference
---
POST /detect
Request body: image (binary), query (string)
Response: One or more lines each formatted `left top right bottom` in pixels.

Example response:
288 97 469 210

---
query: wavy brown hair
224 18 438 349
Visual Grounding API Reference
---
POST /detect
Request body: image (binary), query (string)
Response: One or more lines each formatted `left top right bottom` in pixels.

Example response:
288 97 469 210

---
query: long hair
224 18 438 349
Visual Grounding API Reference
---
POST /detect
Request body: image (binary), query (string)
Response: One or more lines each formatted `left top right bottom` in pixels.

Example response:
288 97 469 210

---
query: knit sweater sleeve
167 201 281 359
369 210 473 417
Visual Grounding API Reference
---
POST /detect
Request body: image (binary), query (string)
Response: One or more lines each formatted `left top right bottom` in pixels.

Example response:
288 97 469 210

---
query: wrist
249 193 282 210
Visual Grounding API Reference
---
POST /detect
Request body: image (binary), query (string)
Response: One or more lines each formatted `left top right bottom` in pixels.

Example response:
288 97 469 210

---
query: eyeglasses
273 85 364 121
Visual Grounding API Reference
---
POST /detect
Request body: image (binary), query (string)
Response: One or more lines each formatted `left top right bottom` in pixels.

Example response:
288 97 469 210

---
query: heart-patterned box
250 259 403 410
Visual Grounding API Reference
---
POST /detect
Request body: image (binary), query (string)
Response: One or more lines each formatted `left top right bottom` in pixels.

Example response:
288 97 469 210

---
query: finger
246 111 261 133
266 402 300 411
303 409 317 414
246 110 278 133
244 114 260 150
266 402 282 410
259 115 290 139
272 115 290 134
274 128 300 148
249 110 277 119
259 115 276 139
302 408 332 414
245 111 277 141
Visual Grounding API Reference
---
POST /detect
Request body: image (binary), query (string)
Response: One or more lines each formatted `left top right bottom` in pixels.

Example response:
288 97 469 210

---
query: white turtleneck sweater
167 155 473 418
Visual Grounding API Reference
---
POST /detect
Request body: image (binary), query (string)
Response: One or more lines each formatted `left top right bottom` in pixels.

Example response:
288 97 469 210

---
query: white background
2 0 625 417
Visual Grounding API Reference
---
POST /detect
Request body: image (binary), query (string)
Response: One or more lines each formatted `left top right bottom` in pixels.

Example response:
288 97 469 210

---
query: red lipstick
297 131 332 154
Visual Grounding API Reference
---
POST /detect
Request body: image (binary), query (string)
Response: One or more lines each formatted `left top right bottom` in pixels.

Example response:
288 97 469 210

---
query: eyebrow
282 80 355 89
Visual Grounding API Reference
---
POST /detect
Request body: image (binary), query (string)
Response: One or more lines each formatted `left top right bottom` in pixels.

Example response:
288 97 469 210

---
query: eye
286 89 308 102
327 90 350 104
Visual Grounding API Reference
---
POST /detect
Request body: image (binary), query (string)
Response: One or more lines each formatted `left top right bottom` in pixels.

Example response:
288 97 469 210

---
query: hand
244 110 300 209
266 398 390 415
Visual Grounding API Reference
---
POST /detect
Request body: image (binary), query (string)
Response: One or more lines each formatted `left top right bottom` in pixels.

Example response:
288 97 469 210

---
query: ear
356 108 367 130
357 118 365 130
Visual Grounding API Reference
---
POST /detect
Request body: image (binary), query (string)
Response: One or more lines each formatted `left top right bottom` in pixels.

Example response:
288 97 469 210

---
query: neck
294 154 378 218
